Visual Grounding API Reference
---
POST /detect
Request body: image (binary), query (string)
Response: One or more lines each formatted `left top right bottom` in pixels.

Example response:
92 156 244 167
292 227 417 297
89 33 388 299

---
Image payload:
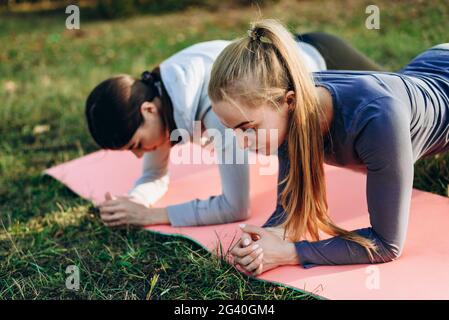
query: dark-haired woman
85 34 384 229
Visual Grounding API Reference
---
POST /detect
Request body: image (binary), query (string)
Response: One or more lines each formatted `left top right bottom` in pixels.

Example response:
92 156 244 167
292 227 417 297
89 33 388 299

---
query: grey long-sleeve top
130 107 251 226
263 44 449 268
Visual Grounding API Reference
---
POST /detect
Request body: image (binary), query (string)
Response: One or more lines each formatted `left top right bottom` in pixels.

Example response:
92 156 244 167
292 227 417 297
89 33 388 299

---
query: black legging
296 32 385 72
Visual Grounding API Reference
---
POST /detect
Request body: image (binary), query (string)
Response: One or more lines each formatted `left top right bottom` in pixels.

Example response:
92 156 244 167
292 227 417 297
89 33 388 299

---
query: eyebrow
232 121 253 129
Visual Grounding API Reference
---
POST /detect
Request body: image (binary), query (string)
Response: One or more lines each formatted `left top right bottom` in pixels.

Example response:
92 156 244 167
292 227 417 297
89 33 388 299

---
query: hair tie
141 70 155 84
247 27 271 44
247 28 261 42
140 70 161 97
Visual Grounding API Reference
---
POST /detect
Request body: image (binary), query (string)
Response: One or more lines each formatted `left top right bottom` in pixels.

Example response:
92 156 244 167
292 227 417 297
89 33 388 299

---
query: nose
132 150 144 158
235 131 255 150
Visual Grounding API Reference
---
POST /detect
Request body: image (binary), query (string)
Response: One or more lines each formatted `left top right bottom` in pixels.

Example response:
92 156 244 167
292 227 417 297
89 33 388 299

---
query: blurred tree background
0 0 280 18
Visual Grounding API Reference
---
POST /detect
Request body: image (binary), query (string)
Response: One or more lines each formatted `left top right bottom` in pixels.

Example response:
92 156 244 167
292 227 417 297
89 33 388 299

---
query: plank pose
85 31 383 229
207 19 449 274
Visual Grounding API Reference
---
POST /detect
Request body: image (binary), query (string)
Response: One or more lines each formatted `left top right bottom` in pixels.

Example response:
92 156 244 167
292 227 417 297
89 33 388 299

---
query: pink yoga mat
43 142 449 300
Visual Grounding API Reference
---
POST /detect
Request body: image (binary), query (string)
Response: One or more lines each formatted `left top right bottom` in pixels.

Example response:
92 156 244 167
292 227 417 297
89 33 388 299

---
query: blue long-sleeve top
263 43 449 268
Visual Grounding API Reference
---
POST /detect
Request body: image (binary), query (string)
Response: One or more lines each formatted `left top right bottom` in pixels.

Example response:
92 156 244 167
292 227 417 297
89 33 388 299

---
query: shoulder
354 96 412 166
352 95 409 136
160 40 231 93
160 40 231 67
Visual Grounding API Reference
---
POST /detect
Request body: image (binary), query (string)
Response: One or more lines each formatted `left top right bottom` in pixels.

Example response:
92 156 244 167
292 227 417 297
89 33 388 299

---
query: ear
285 90 296 110
140 101 158 119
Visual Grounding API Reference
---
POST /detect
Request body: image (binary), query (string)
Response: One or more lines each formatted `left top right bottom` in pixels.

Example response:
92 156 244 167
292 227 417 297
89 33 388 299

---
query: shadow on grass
0 206 317 299
0 172 87 228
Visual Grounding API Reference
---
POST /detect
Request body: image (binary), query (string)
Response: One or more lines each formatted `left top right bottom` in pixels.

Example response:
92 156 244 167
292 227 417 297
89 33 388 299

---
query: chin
254 147 273 156
267 143 283 155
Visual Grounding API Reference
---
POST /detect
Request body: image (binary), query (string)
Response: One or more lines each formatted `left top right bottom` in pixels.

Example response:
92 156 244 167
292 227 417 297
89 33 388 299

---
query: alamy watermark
365 5 380 30
65 265 80 291
167 121 280 175
65 5 80 30
365 265 380 290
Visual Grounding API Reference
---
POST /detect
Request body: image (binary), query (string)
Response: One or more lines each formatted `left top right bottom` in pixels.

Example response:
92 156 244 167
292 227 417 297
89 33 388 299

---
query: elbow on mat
222 197 251 224
373 239 405 264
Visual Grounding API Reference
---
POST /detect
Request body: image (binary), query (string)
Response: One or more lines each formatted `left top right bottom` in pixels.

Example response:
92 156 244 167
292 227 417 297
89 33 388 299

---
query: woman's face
122 98 168 158
212 92 293 155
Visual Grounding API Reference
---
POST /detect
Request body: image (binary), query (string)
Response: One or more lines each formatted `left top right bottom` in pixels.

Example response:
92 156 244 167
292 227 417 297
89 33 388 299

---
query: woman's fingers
102 213 128 227
240 232 261 248
116 195 133 200
104 192 118 201
244 252 264 273
99 204 122 214
100 194 128 228
252 259 264 276
99 199 122 208
232 242 260 258
239 224 266 237
240 232 252 247
235 247 263 266
100 212 126 222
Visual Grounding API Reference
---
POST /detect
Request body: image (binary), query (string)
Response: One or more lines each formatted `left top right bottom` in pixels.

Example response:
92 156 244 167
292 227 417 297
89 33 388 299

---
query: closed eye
242 126 256 132
127 141 140 151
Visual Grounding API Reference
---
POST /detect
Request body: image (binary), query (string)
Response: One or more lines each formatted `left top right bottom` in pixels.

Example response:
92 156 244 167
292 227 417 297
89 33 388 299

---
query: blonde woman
208 19 449 274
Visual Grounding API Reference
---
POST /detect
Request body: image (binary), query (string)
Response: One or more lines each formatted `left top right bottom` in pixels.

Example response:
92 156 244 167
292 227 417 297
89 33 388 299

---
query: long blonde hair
208 19 379 260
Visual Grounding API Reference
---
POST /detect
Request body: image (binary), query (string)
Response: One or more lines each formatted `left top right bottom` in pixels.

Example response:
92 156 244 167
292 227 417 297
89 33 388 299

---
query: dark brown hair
85 67 178 150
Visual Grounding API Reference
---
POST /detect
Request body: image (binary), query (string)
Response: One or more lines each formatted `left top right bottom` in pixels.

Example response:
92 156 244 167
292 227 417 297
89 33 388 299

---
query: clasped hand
230 224 297 276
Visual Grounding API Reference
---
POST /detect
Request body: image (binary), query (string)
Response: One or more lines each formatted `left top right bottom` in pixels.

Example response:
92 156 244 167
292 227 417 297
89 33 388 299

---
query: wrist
149 207 170 225
281 242 299 265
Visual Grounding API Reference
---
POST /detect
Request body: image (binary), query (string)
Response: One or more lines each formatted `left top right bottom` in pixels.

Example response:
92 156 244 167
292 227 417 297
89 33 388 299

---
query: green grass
1 0 449 299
